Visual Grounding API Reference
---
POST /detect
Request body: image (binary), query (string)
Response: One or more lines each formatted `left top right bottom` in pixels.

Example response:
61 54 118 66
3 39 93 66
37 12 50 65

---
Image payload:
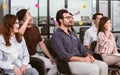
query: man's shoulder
51 29 63 39
32 25 38 28
88 26 95 30
86 26 95 32
0 34 4 42
52 30 60 36
29 25 39 30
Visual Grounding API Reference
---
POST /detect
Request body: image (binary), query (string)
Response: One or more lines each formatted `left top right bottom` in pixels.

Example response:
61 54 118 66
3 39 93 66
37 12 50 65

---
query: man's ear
93 19 95 22
59 19 62 23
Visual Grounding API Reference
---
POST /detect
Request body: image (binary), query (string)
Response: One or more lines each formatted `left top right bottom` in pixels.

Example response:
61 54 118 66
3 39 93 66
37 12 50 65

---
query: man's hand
81 56 92 63
88 55 95 63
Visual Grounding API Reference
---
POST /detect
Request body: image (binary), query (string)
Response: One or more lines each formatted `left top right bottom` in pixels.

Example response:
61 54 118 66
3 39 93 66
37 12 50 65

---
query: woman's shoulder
98 32 104 35
98 32 106 38
0 34 5 42
0 34 6 48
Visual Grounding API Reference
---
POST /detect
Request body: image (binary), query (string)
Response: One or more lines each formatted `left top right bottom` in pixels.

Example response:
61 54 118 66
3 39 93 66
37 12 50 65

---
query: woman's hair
0 14 22 46
98 16 110 34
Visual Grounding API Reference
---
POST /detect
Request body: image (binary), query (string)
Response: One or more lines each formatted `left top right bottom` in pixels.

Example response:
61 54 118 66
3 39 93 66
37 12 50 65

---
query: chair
30 57 46 75
0 68 5 75
79 27 90 43
56 59 72 75
44 39 72 75
90 41 120 75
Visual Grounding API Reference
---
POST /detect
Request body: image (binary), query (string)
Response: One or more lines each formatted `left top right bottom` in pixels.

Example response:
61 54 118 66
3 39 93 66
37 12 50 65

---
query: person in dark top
16 9 57 75
51 9 108 75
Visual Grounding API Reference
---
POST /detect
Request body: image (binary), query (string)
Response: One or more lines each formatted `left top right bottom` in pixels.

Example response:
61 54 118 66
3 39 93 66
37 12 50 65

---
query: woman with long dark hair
95 16 120 66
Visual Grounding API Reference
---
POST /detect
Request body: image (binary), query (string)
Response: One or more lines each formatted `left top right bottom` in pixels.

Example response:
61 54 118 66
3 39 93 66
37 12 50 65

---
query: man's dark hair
16 9 27 21
56 9 69 25
69 12 73 16
93 13 103 20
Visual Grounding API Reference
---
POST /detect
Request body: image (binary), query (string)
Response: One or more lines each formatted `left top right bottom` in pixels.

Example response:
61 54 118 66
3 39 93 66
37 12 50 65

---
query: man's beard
63 21 73 27
68 23 74 27
64 24 72 27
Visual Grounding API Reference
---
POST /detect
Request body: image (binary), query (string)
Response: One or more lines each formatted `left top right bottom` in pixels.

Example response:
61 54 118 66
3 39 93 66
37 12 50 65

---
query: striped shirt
95 32 118 54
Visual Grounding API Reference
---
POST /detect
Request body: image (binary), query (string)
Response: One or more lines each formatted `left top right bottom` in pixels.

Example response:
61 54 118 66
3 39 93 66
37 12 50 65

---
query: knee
30 68 39 75
50 64 57 69
25 68 39 75
48 64 58 73
100 62 108 70
90 64 99 73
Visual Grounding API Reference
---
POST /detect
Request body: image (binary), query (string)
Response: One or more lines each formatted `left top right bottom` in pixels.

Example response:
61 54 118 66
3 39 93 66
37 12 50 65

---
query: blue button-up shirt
51 28 88 60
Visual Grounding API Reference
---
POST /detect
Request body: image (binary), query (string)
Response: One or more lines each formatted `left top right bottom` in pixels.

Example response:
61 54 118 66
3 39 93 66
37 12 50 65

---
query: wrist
22 64 27 67
49 56 53 59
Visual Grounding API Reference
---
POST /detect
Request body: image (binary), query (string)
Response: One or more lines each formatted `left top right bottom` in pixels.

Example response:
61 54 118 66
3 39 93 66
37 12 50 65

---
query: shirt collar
57 28 72 35
93 25 97 32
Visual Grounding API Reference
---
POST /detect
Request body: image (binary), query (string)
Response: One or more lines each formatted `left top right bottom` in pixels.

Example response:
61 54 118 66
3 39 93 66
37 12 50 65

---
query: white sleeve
21 37 30 66
84 30 91 45
0 38 14 69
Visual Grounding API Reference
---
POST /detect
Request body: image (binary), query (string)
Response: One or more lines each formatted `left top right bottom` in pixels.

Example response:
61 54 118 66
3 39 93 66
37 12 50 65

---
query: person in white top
0 14 38 75
84 13 103 50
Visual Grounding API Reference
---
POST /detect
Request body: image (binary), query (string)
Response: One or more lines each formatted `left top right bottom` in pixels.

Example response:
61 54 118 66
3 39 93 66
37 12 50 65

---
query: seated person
95 16 120 66
16 9 57 75
84 13 103 50
0 14 38 75
51 9 108 75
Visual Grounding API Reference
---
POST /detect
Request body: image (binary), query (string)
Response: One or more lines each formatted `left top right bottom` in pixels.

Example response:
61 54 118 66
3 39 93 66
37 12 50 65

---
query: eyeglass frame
63 16 73 20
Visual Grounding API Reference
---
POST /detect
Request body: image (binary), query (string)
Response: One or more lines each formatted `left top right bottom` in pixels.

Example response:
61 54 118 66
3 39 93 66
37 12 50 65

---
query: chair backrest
79 27 90 43
44 39 59 58
41 26 48 35
30 57 46 75
56 59 71 74
90 41 103 61
44 39 72 75
0 68 5 75
90 41 97 52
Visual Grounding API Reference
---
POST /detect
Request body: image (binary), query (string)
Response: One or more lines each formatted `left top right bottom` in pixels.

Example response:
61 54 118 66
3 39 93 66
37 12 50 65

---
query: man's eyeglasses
63 16 73 20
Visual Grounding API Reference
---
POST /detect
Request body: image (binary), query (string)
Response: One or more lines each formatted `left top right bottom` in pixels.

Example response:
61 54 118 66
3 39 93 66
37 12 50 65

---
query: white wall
11 0 38 17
